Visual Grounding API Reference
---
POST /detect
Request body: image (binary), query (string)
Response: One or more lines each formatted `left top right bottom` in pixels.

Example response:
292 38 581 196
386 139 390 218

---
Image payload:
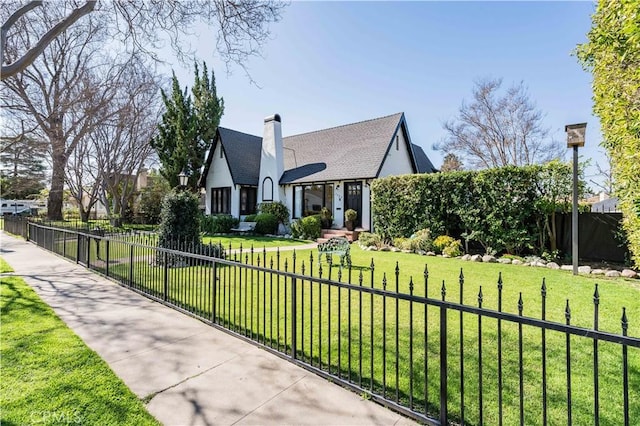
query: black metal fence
5 217 639 425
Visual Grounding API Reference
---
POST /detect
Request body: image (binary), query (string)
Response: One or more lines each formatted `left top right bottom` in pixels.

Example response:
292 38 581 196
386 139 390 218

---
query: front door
344 182 362 227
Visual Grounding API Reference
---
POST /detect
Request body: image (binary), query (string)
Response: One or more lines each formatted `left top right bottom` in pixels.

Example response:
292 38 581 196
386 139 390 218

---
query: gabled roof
412 144 438 173
201 112 436 187
201 127 262 187
280 112 410 184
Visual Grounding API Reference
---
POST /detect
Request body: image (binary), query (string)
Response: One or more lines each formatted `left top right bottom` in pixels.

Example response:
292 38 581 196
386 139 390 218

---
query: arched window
262 177 273 202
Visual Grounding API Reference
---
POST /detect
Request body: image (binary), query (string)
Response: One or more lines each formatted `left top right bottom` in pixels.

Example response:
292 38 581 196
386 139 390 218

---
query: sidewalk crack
229 374 308 425
141 353 245 404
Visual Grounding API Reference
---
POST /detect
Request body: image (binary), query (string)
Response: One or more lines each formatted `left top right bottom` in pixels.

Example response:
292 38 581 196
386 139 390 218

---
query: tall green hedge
371 163 579 255
578 0 640 269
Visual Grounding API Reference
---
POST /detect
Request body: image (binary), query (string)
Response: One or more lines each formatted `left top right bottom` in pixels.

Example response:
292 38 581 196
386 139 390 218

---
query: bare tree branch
436 78 562 169
1 1 96 80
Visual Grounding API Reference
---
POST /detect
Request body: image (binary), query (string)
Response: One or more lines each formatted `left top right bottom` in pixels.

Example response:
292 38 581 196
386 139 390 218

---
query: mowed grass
101 243 640 425
203 234 312 249
0 257 159 426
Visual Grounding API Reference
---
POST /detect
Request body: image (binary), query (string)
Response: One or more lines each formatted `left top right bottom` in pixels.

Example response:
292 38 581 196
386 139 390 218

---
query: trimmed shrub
408 228 433 252
358 232 382 248
254 213 278 235
442 239 463 257
291 215 321 240
244 214 257 222
259 201 290 224
393 237 410 250
158 191 201 248
201 214 239 234
433 235 457 254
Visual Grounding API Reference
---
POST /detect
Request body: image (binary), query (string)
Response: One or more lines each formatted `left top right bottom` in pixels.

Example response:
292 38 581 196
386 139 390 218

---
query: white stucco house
199 112 436 231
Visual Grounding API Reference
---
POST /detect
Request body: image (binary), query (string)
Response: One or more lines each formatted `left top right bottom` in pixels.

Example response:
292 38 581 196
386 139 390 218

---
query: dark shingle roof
280 113 406 184
200 127 262 187
201 113 436 187
412 144 437 173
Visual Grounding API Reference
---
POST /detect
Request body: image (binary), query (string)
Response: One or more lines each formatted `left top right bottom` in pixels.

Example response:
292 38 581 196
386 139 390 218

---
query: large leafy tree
151 62 224 190
437 78 563 169
578 0 640 268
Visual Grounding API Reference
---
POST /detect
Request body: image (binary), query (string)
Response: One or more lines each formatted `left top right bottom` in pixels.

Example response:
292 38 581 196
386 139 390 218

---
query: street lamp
565 122 587 275
178 169 189 189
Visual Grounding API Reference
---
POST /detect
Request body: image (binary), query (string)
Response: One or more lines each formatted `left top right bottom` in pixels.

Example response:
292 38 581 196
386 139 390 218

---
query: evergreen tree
0 136 47 199
151 62 223 190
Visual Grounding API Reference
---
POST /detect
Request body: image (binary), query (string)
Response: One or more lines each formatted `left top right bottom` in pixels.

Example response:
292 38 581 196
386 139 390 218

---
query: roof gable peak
283 112 404 140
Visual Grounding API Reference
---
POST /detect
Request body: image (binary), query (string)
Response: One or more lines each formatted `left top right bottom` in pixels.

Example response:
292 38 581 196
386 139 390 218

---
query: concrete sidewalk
0 232 415 426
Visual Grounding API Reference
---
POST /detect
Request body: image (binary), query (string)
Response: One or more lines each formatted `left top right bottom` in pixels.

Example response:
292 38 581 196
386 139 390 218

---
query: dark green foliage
0 136 47 199
201 214 239 234
137 175 171 224
291 215 321 240
244 214 257 222
151 62 223 190
157 191 201 248
258 201 290 224
577 1 640 268
254 213 278 235
372 163 582 255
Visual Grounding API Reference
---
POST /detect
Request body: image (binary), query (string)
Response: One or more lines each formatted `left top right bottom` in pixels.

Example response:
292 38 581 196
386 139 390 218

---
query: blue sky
167 1 605 185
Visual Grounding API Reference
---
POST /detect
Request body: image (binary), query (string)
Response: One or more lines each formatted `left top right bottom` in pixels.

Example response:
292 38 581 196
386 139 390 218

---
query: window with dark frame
240 187 257 215
292 183 333 218
211 187 231 214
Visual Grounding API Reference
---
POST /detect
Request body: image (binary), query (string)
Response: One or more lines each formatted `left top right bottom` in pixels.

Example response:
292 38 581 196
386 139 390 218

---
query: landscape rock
391 247 401 252
534 261 547 267
578 266 592 274
427 251 437 256
511 259 523 265
546 262 560 270
498 258 512 264
442 254 451 258
522 262 531 267
482 255 497 263
605 270 621 278
416 250 426 256
591 269 606 275
560 265 573 271
379 246 390 252
461 254 471 261
401 249 412 253
470 254 483 262
622 269 638 279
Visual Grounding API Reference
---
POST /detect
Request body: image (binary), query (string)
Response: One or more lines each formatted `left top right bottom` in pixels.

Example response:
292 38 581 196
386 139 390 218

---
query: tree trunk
48 157 65 220
79 207 90 222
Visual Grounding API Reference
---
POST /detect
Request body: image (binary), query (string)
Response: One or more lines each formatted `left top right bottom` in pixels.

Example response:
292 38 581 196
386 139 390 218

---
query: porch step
317 227 367 244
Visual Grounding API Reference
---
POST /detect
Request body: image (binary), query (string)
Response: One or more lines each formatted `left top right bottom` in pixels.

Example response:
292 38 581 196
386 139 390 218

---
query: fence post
87 233 91 269
128 244 134 286
211 260 217 323
105 239 110 277
163 251 168 301
291 274 297 360
440 303 448 425
76 233 81 264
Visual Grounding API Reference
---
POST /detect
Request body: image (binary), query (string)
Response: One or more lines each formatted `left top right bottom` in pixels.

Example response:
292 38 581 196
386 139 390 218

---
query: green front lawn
102 244 640 425
202 234 312 249
0 257 159 426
